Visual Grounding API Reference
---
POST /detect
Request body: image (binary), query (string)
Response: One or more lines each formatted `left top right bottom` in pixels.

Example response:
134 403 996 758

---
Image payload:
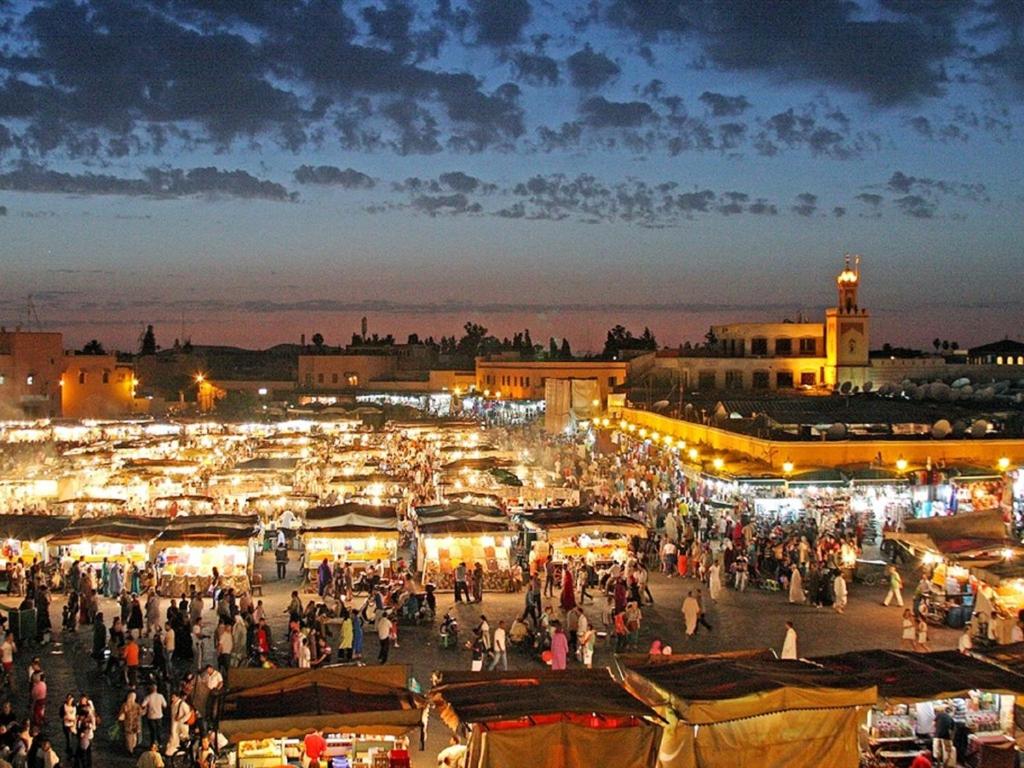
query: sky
0 0 1022 353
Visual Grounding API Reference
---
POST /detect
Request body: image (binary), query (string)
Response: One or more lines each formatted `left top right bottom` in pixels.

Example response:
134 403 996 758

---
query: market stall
414 504 511 590
152 494 216 517
521 507 646 575
0 515 70 566
301 503 399 574
216 665 424 768
153 514 258 595
430 669 662 768
813 649 1024 768
49 515 167 567
617 650 876 768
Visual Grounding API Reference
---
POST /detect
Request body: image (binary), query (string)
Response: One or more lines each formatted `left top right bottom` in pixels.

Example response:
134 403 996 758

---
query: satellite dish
911 385 926 401
969 419 989 438
928 382 951 401
960 384 973 397
931 419 952 439
863 381 874 393
993 380 1010 394
951 377 970 389
976 387 995 402
827 423 847 440
840 381 852 394
951 419 968 436
652 400 670 411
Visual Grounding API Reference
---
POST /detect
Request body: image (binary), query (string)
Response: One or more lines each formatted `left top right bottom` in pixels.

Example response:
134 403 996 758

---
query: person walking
833 571 848 614
781 620 798 659
682 591 699 638
275 542 288 580
453 562 468 604
901 609 917 650
883 565 904 607
914 615 931 652
141 683 167 748
788 564 805 604
118 690 143 754
550 624 568 670
488 620 507 671
708 561 722 602
377 611 393 664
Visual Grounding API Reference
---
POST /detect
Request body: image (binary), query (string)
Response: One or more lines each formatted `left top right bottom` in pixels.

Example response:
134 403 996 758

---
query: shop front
521 507 646 577
415 504 511 590
153 514 257 595
216 665 424 768
0 515 70 567
49 516 167 567
301 503 399 575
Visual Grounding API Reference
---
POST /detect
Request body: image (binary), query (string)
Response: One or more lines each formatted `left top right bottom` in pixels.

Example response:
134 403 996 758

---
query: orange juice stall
153 514 258 595
49 515 167 568
415 503 511 591
301 502 399 575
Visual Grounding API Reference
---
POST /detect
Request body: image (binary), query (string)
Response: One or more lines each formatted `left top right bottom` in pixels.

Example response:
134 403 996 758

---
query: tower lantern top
836 254 860 286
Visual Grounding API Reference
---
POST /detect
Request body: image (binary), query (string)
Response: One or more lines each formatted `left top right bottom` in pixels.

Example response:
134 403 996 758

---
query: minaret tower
825 254 870 387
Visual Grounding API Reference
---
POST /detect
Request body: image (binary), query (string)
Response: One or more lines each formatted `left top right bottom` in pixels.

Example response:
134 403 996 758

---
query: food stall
430 669 662 768
813 649 1024 768
216 665 424 768
153 514 258 595
152 495 216 517
49 516 167 567
414 504 511 591
48 496 129 518
301 503 399 575
617 650 876 768
0 515 71 567
520 507 646 577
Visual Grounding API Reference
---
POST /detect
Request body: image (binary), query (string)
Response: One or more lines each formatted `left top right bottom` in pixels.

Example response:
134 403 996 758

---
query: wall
476 359 628 401
619 407 1024 470
61 354 138 418
711 321 825 357
0 331 65 417
298 354 397 390
652 355 828 391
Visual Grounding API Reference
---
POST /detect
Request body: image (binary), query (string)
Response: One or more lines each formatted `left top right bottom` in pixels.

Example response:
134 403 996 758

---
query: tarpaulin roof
0 515 71 542
415 502 504 519
50 515 167 544
417 518 510 535
430 669 660 731
442 457 512 471
970 642 1024 676
155 514 258 545
218 665 424 742
885 508 1016 561
522 507 646 539
303 503 398 535
617 651 875 725
809 649 1024 701
233 457 299 471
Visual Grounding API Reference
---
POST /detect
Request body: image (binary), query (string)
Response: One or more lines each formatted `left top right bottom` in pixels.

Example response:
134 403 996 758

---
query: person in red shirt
909 749 933 768
303 728 328 768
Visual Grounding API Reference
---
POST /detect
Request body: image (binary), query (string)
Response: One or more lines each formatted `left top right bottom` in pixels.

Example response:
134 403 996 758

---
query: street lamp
998 457 1011 472
712 457 724 472
782 461 794 475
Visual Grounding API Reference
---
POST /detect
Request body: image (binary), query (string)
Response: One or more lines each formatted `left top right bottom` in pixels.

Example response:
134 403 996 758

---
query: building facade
475 359 628 401
0 330 65 417
61 354 140 418
652 257 873 392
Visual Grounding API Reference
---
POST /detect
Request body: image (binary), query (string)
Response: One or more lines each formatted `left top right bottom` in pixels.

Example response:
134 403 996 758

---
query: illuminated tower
825 255 870 387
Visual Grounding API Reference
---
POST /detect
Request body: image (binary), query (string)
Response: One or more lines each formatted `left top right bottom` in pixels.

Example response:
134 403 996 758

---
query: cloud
856 193 884 207
0 205 6 216
754 106 871 159
893 194 936 219
792 192 818 217
580 97 656 128
608 0 964 105
468 0 532 46
410 193 482 216
0 162 296 201
886 170 988 201
510 51 559 85
833 206 846 217
293 165 375 188
698 91 750 117
566 44 621 89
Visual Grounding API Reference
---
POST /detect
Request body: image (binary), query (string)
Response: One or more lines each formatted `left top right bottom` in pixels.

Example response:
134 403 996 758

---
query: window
26 375 34 386
997 356 1004 365
1019 356 1024 365
0 374 4 385
697 371 716 390
78 371 86 384
776 371 794 389
775 338 793 356
800 371 816 387
347 374 359 386
750 337 768 356
752 370 770 389
317 373 324 384
305 373 313 386
799 337 817 355
725 370 743 390
102 372 109 384
332 373 339 384
608 376 616 386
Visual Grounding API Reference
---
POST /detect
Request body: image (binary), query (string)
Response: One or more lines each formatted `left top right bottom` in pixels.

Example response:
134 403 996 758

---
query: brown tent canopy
0 515 72 542
217 666 424 742
886 508 1016 562
522 507 647 539
155 514 258 545
809 649 1024 700
49 515 167 545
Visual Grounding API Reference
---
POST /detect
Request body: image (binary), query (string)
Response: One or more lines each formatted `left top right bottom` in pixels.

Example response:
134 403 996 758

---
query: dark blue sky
0 0 1022 351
